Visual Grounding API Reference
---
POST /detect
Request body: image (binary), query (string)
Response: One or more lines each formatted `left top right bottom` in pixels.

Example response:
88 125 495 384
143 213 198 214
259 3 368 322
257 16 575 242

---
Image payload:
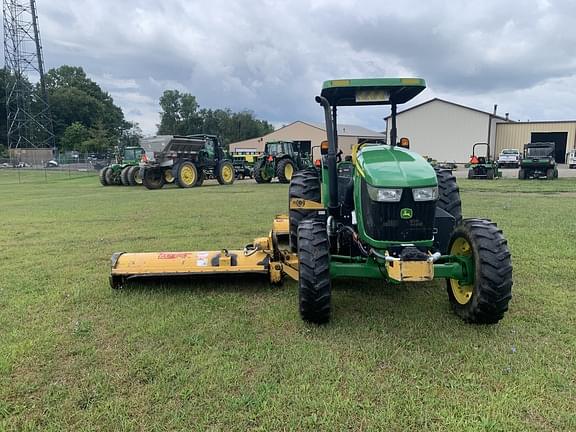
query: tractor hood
356 145 437 188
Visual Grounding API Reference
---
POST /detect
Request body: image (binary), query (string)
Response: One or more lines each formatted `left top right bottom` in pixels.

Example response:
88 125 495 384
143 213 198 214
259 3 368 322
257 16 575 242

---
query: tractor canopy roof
321 78 426 106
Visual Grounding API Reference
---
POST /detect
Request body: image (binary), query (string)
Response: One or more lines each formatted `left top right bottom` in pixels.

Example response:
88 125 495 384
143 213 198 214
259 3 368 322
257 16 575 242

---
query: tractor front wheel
195 169 205 186
176 162 198 188
254 160 272 183
277 159 294 183
142 168 166 190
446 219 512 324
99 167 110 186
298 220 331 324
518 168 526 179
216 160 235 185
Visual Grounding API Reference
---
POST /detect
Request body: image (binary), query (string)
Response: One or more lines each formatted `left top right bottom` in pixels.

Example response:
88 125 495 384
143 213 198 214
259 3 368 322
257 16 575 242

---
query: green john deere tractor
254 141 311 184
290 78 513 324
467 142 501 179
99 146 144 186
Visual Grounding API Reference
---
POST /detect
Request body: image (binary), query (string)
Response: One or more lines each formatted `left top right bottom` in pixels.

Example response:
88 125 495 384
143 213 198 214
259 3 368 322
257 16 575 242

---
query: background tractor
518 142 558 179
253 141 311 184
111 78 513 326
139 134 235 189
231 152 259 179
467 142 501 179
99 146 144 186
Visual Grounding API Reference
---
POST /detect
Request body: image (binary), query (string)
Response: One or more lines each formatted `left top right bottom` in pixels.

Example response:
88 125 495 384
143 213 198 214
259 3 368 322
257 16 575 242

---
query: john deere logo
401 208 413 219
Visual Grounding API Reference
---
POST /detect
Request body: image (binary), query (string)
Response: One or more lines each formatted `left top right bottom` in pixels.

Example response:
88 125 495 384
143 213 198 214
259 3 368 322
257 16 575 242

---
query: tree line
0 65 273 157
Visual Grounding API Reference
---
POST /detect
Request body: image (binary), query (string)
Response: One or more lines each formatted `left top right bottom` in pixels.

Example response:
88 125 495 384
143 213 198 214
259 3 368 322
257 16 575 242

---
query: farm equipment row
111 78 513 325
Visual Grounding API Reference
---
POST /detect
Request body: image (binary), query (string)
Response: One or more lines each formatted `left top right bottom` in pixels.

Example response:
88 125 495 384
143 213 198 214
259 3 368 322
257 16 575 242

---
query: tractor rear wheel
176 162 198 188
216 160 235 185
120 166 131 185
277 159 295 184
127 166 142 186
298 220 331 324
289 168 322 252
142 168 165 189
105 167 119 185
99 167 110 186
254 160 272 183
446 218 512 324
435 168 462 225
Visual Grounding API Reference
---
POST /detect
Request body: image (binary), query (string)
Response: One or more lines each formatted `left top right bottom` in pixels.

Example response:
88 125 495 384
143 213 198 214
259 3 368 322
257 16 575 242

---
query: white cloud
37 0 576 134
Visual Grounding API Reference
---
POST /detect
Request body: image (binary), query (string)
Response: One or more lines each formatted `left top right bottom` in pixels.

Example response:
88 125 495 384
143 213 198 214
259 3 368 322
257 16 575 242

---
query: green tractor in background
518 142 558 179
99 146 144 186
254 141 312 184
289 78 513 324
467 142 501 179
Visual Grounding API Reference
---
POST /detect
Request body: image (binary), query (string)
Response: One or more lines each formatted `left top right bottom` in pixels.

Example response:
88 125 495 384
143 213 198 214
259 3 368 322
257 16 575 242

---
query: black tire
176 162 198 188
142 168 165 190
486 168 494 180
289 168 322 252
518 168 526 180
277 159 295 184
195 170 205 186
254 160 272 183
216 160 235 185
127 166 142 186
435 168 462 225
467 169 473 179
120 166 131 185
105 167 118 185
99 167 110 186
546 168 554 180
298 220 331 324
446 219 513 324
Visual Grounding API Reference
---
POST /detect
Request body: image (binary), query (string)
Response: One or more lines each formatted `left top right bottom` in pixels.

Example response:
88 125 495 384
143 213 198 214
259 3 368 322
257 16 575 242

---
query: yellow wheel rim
134 171 142 184
285 163 294 180
164 170 175 183
449 237 474 305
222 164 233 183
180 165 196 186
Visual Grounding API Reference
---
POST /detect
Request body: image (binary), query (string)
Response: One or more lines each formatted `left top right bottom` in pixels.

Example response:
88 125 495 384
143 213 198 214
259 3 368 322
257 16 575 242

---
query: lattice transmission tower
3 0 54 149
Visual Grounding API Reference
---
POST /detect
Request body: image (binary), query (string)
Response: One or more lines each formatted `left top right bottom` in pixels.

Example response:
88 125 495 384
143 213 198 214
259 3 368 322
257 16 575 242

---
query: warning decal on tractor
158 252 192 259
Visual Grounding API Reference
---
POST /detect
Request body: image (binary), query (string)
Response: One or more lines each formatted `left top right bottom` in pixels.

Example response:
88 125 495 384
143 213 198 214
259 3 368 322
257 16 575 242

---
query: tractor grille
360 180 436 242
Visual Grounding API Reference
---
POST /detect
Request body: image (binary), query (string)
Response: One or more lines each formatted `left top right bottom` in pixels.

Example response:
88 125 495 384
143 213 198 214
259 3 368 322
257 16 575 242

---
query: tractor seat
338 176 355 211
478 157 486 164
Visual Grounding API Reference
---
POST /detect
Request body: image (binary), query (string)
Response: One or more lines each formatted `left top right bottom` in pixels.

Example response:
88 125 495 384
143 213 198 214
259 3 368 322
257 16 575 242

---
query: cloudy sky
34 0 576 135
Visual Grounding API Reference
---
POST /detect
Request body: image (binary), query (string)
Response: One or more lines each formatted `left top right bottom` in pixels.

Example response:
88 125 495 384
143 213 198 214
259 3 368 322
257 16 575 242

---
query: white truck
497 148 521 168
568 149 576 169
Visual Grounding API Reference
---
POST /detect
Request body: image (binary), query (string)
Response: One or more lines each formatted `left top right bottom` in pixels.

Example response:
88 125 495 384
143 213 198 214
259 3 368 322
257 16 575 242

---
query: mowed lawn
0 171 575 431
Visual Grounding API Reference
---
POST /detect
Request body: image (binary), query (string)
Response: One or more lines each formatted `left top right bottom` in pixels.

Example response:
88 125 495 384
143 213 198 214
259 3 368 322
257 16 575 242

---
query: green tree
157 90 274 146
59 122 91 151
79 122 113 153
45 65 127 149
120 122 143 147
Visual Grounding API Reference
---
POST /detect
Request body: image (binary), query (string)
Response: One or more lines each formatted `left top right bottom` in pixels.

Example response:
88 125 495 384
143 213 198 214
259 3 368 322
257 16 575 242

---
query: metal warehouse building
495 121 576 164
229 120 384 158
387 98 576 164
385 98 510 163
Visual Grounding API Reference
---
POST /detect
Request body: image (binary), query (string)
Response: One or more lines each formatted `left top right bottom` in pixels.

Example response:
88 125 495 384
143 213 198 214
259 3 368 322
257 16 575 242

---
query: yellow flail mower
110 214 300 288
111 78 513 325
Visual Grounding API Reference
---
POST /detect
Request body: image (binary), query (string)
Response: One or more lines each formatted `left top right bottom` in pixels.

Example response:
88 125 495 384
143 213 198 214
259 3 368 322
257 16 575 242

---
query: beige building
495 121 576 163
229 120 385 158
386 98 510 163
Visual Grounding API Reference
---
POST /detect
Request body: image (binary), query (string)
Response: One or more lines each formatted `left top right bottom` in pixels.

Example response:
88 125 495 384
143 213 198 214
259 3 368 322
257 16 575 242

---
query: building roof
302 121 384 137
384 98 511 122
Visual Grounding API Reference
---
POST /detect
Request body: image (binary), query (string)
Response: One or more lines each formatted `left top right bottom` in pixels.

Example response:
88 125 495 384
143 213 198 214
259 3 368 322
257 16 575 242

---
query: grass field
1 171 575 431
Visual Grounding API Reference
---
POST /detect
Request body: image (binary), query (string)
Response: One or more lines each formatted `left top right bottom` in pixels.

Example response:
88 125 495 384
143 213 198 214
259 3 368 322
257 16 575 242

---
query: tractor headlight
412 187 438 202
367 185 403 202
